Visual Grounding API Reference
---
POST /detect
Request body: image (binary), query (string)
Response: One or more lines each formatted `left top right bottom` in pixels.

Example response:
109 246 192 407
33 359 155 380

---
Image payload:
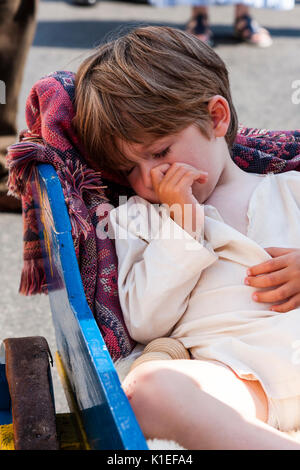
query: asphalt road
1 0 300 413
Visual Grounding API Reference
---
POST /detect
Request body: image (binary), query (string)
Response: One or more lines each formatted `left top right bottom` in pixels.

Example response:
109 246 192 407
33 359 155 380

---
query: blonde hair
73 25 238 173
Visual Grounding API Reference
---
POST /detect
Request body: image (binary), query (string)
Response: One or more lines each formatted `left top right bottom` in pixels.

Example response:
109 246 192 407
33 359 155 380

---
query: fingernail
244 278 250 285
253 294 258 301
247 269 251 276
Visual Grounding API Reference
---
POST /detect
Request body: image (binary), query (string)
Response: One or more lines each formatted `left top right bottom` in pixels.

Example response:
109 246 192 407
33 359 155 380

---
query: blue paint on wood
0 364 12 425
34 164 148 450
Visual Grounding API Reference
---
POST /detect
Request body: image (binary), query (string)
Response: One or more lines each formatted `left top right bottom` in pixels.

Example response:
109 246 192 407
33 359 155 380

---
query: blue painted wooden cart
0 163 149 450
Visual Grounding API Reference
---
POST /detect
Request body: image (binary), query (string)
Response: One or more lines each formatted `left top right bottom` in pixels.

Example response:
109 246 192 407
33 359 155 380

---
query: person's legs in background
234 3 272 47
185 5 214 46
186 3 272 48
0 0 38 212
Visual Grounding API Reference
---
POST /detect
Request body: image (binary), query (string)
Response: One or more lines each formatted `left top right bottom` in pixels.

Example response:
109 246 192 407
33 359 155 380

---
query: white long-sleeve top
108 170 300 400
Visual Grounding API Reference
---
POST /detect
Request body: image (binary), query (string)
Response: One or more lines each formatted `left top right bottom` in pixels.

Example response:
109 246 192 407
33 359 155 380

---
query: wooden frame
31 163 148 450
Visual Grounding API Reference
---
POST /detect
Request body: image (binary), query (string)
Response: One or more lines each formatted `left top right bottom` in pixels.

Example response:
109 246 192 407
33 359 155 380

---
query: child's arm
109 198 217 344
109 163 217 344
245 247 300 313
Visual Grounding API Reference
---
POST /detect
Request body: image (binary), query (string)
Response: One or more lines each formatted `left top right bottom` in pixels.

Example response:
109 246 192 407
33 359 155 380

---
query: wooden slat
1 414 89 450
55 352 90 450
4 336 59 450
34 164 148 450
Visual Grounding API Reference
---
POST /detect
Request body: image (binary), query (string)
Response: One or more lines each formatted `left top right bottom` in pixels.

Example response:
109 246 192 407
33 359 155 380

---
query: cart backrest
34 163 148 450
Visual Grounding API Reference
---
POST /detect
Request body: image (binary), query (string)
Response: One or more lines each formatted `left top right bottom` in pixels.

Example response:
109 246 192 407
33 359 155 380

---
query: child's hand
244 247 300 312
150 162 208 239
150 162 208 208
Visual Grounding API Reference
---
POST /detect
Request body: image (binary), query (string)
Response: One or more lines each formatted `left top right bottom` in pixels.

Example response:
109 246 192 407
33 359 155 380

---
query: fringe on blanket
19 258 48 296
6 139 108 296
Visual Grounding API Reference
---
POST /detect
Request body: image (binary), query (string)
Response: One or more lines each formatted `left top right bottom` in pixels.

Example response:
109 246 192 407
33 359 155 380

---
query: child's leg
122 359 300 450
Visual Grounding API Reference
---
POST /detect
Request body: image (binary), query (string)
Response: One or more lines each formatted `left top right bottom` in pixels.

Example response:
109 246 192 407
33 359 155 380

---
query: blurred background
0 0 300 413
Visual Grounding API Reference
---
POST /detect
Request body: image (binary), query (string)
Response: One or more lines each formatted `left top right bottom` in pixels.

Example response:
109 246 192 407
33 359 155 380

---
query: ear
207 95 231 138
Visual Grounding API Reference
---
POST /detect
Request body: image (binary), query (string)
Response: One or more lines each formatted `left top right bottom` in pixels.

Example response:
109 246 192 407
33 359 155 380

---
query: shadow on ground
33 19 300 49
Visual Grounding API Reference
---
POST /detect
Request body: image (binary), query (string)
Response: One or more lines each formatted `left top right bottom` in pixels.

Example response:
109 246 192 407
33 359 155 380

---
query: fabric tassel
58 159 109 240
6 141 45 198
19 258 48 296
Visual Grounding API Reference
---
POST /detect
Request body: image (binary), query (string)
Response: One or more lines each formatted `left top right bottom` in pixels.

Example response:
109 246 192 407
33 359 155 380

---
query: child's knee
122 361 200 417
123 362 167 409
122 362 172 435
122 361 205 440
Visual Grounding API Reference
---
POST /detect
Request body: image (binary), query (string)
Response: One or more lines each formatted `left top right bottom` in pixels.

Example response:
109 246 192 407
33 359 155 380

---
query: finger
252 281 298 304
161 163 207 186
151 163 172 179
150 164 171 191
176 169 208 188
247 256 288 276
161 164 192 186
151 164 185 191
195 172 209 183
151 164 191 194
162 169 207 192
264 246 295 257
269 293 300 313
245 267 289 288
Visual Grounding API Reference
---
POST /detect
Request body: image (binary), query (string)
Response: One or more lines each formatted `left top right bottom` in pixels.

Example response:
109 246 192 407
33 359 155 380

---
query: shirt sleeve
108 195 218 344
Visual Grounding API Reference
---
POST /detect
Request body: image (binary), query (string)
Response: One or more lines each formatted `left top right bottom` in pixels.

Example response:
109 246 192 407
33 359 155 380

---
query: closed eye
153 146 171 159
122 146 171 176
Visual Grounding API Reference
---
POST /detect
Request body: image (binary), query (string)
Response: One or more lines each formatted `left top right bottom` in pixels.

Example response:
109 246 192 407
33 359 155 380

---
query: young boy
73 26 300 449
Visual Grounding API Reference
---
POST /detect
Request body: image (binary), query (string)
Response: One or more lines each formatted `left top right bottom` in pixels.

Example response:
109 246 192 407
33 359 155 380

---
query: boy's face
118 124 226 204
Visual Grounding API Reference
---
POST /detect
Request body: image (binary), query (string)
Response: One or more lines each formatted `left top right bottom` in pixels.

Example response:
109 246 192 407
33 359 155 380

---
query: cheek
128 176 148 199
192 177 214 204
184 147 210 172
128 175 141 192
128 176 160 204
